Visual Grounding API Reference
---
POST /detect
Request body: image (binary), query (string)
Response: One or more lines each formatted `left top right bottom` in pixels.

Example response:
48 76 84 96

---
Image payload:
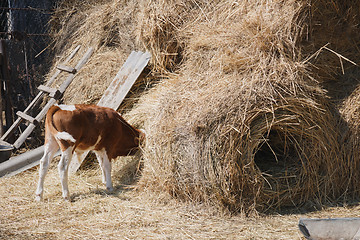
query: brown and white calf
35 104 145 201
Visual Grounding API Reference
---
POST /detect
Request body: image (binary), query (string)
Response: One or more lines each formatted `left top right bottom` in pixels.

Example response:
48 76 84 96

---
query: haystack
46 0 360 213
131 1 346 212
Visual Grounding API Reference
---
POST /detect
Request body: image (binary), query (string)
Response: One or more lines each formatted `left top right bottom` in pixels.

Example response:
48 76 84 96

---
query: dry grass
0 159 330 239
1 161 360 239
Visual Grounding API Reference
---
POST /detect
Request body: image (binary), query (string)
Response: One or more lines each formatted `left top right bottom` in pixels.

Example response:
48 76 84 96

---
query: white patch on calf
55 104 76 111
139 129 146 137
94 148 113 191
55 132 76 143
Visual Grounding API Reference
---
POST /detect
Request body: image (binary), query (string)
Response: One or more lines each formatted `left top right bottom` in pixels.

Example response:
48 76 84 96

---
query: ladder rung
38 85 62 100
38 85 56 93
49 90 62 100
16 111 38 124
57 64 77 74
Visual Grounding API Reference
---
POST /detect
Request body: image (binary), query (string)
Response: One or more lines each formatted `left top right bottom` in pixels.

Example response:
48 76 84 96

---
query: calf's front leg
35 138 59 201
95 150 113 192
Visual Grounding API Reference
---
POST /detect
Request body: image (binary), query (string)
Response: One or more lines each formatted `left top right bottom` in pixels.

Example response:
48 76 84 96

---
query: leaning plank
98 51 151 109
299 218 360 240
68 51 151 174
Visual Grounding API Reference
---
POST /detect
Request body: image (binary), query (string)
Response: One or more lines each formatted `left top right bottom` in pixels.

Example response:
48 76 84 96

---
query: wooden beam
37 84 56 93
38 85 62 99
0 40 12 137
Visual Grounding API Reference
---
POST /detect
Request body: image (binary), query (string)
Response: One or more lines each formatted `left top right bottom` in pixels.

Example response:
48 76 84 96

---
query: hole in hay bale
254 130 299 175
254 129 302 204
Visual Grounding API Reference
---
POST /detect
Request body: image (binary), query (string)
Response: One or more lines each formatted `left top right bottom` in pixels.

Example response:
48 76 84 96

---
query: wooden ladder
1 46 94 149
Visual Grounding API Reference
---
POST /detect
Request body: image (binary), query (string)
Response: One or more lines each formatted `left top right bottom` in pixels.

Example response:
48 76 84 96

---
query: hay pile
47 0 360 213
131 1 345 212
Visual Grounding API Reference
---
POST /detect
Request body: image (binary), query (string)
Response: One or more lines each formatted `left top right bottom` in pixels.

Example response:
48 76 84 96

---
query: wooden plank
0 146 62 178
299 218 360 240
96 51 140 108
98 51 150 109
16 111 38 124
57 64 76 74
68 51 151 174
0 45 81 142
12 47 94 149
0 146 45 177
0 146 61 177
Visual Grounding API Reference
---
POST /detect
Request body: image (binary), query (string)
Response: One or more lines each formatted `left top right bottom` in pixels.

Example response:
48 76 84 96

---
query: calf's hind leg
58 147 73 201
35 137 59 201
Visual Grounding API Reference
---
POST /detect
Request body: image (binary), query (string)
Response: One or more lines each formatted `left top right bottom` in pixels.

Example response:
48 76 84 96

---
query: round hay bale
303 0 360 199
300 0 360 100
133 64 344 213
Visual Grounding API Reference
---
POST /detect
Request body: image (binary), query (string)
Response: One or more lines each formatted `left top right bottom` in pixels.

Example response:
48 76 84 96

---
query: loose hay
44 0 360 213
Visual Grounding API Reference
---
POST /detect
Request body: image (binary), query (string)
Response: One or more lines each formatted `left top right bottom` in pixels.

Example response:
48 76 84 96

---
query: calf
35 104 145 201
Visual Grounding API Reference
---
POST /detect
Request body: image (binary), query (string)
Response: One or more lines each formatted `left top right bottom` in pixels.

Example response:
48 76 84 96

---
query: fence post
0 40 13 138
0 41 5 136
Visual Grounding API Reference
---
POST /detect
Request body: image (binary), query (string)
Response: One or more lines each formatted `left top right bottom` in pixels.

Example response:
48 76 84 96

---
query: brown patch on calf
47 104 142 158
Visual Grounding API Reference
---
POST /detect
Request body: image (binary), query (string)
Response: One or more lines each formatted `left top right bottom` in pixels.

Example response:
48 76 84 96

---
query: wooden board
98 51 151 109
68 51 151 174
299 218 360 240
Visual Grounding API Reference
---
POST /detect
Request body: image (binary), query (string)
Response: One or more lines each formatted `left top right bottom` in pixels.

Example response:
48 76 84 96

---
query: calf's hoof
35 194 42 202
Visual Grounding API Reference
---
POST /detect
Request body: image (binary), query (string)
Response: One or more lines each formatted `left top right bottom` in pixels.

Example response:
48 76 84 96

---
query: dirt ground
0 157 359 240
